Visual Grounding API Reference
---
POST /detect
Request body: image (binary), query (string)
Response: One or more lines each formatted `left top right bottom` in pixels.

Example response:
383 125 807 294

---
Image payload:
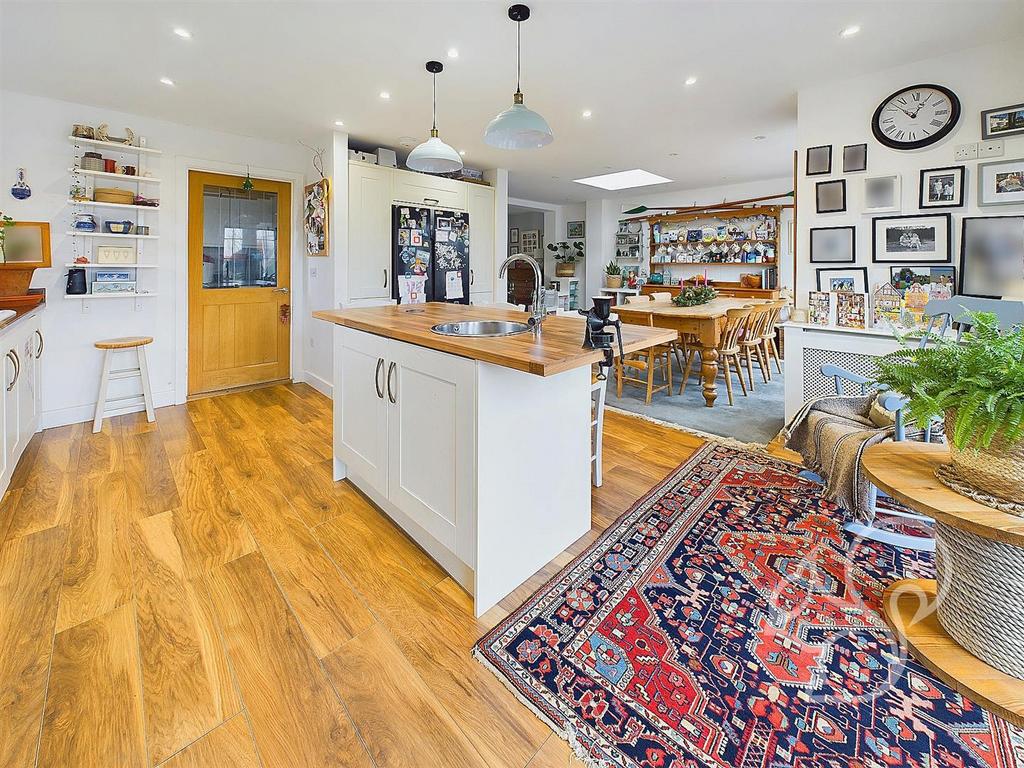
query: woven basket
942 413 1024 511
93 187 136 205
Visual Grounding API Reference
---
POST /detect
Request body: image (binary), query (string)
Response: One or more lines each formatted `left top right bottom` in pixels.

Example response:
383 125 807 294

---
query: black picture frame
958 215 1024 298
871 213 952 263
809 225 856 263
981 102 1024 140
806 145 832 176
842 143 868 173
816 267 868 293
918 165 966 209
815 179 847 214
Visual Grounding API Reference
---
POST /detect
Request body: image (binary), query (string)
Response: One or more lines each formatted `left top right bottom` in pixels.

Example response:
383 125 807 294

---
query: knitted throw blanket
780 395 894 523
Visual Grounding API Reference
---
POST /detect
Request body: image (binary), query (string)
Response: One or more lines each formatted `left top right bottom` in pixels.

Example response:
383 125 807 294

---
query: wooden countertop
313 303 677 376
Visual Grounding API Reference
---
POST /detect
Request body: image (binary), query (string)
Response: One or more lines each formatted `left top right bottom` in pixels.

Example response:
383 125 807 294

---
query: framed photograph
843 143 868 173
567 220 585 238
889 265 956 297
959 215 1024 299
509 227 519 244
815 179 846 213
303 178 329 257
0 221 51 266
978 158 1024 207
981 102 1024 140
919 165 965 209
809 225 856 263
871 213 952 263
864 174 901 213
816 266 868 293
806 145 832 176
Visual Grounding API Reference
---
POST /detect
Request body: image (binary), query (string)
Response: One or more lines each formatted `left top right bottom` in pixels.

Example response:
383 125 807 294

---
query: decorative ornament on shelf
241 165 254 192
10 168 31 200
0 211 13 260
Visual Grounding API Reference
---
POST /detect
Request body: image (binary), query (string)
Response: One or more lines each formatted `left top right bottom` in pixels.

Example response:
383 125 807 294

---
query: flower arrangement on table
672 285 718 307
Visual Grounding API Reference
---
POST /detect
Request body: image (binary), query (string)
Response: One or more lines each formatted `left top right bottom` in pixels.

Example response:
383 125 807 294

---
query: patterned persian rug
475 442 1023 768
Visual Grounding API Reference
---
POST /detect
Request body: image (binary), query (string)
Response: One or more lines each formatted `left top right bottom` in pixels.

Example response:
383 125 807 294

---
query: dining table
615 297 767 407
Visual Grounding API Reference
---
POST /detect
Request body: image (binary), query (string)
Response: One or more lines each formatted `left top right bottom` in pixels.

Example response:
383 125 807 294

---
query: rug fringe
472 647 615 768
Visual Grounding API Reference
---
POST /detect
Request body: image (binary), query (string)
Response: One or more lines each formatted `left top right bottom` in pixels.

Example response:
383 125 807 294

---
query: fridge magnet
303 178 329 257
410 231 422 246
436 217 452 230
398 274 428 304
10 168 31 200
435 242 460 270
398 229 410 245
435 230 449 242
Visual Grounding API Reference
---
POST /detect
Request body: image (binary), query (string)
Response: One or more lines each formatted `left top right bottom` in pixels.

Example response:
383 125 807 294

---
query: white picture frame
864 174 901 214
978 158 1024 207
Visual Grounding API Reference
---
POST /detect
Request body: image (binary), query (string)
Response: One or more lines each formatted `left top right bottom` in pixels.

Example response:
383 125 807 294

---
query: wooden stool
93 336 155 433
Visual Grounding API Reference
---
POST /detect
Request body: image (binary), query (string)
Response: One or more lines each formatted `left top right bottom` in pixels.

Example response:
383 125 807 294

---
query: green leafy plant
546 241 584 263
0 211 14 262
672 285 718 307
605 260 621 276
873 311 1024 450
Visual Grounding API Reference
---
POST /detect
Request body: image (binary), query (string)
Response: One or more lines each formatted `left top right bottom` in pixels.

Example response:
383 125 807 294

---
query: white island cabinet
0 309 43 496
319 303 675 615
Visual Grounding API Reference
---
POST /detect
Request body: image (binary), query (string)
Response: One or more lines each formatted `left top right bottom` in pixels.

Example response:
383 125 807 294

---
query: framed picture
959 215 1024 299
889 265 956 297
567 220 585 238
864 174 901 213
816 266 868 293
303 178 329 257
871 213 952 263
815 179 846 213
809 225 856 263
0 221 51 266
919 165 965 209
843 143 868 173
806 145 832 176
981 102 1024 140
509 227 519 244
977 158 1024 207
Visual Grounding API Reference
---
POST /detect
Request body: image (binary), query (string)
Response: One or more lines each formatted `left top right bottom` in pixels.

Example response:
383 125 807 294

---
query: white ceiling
3 1 1022 204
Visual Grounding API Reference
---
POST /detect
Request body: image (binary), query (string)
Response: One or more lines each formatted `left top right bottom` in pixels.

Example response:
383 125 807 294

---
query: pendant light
406 61 463 174
484 4 553 150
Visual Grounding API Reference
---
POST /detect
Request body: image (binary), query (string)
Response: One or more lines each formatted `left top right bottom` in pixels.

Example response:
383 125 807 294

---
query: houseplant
873 310 1024 510
0 211 13 262
604 260 622 288
547 241 583 277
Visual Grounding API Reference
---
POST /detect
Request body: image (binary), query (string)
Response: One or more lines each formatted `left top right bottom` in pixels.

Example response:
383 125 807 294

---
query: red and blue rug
475 442 1023 768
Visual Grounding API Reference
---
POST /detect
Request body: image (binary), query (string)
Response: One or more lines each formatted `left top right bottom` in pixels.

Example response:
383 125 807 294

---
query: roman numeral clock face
872 84 961 150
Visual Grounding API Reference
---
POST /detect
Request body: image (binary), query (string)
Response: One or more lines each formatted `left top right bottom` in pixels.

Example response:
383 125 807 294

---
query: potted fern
873 311 1024 510
605 260 622 289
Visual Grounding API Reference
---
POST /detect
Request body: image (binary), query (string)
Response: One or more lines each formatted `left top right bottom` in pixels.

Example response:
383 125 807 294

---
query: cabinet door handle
470 269 474 286
374 357 384 399
4 351 14 392
386 361 396 404
383 268 389 289
11 350 19 389
423 198 439 206
34 329 43 359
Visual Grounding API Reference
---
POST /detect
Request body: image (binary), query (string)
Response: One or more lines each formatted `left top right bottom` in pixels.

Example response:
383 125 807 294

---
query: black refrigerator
392 205 471 304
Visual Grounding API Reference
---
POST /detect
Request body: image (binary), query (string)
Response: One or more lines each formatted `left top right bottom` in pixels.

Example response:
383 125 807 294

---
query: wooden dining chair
740 303 774 391
616 314 672 405
649 291 673 302
759 299 786 377
680 307 751 405
623 294 652 305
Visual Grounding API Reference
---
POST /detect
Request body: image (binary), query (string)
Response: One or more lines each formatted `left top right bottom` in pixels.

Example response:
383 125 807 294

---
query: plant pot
556 262 576 277
605 275 623 289
942 412 1024 512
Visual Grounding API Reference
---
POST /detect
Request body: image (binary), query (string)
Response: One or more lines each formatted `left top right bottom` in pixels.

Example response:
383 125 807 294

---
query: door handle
273 287 289 294
383 268 389 289
11 350 19 389
470 269 474 286
4 351 14 392
374 357 384 399
386 361 396 404
34 329 43 359
423 198 439 206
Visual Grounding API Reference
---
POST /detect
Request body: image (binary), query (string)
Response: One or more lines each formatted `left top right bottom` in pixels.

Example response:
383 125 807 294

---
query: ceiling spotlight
668 152 679 157
459 150 466 156
173 27 191 39
447 48 459 59
684 76 698 86
379 91 391 100
160 77 175 86
753 135 766 140
581 110 592 119
840 25 860 38
335 120 345 127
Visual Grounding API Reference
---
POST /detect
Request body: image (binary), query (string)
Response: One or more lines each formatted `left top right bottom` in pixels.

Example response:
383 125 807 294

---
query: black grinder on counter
579 295 624 380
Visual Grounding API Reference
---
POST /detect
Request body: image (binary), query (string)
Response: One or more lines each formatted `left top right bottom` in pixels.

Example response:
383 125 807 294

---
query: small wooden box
96 245 136 264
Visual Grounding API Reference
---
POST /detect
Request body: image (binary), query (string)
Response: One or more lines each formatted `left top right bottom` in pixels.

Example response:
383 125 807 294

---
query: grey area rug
606 359 785 445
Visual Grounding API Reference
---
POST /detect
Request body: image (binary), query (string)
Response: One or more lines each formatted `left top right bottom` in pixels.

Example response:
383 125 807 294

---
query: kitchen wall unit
0 311 43 496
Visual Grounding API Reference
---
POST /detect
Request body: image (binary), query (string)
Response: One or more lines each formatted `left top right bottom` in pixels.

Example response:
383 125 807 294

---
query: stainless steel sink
430 320 531 338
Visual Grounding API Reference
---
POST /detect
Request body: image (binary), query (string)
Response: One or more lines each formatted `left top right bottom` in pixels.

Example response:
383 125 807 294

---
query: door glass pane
201 185 278 288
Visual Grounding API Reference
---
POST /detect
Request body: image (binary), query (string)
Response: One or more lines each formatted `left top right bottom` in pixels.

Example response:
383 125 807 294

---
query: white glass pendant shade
407 131 463 173
484 95 553 150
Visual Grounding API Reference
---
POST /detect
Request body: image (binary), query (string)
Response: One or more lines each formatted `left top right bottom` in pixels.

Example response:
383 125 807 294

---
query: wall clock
871 83 961 150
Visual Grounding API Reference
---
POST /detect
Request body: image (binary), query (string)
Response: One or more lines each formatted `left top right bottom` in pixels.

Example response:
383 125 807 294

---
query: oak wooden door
188 171 291 395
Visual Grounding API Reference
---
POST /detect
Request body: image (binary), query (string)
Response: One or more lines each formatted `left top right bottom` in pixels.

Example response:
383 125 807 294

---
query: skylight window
573 169 673 191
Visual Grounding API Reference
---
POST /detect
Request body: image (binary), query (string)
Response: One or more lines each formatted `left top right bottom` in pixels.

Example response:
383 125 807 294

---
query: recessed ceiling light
379 91 391 100
447 48 459 59
459 150 466 156
173 27 191 39
334 120 345 127
840 25 860 38
668 152 679 157
160 77 175 86
753 135 766 140
684 76 698 86
574 169 673 191
581 110 592 119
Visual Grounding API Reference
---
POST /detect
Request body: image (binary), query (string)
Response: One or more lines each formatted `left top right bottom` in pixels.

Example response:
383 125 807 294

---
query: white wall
796 38 1024 307
0 90 313 427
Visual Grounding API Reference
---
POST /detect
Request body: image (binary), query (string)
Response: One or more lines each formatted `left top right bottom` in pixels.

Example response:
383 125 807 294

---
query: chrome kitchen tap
498 253 546 334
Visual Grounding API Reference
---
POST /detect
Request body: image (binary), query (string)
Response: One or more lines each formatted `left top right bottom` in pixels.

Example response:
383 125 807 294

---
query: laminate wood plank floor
0 382 793 768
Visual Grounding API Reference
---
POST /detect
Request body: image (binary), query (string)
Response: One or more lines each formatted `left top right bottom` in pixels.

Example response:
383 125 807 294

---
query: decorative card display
835 292 868 329
303 178 329 257
871 283 903 327
807 291 836 326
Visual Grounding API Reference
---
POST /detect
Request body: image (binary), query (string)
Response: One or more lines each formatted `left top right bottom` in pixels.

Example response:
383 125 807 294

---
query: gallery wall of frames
794 38 1024 323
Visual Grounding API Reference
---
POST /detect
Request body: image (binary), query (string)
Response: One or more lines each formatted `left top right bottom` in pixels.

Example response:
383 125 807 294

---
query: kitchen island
314 303 675 615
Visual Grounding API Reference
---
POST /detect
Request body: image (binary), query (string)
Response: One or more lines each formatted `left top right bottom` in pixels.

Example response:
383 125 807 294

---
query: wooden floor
0 382 783 768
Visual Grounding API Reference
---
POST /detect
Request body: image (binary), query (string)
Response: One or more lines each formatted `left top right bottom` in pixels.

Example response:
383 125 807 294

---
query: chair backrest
922 297 1024 342
721 307 752 351
649 291 672 302
623 294 651 305
742 303 774 343
760 299 786 336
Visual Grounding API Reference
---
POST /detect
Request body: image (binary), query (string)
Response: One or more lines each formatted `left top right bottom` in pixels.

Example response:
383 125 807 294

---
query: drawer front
393 170 467 210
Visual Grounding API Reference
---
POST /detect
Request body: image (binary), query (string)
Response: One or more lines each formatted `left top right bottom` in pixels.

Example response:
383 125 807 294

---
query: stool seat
95 336 153 350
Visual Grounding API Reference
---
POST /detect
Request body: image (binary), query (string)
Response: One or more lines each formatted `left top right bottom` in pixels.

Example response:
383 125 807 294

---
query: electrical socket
954 143 978 161
978 139 1004 158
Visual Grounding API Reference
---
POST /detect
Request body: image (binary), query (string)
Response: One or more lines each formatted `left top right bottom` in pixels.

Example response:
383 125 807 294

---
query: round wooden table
862 442 1024 727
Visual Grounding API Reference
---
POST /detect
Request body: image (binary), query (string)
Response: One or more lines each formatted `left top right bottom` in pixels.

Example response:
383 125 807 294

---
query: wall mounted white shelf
67 200 160 212
63 263 159 269
68 168 161 184
64 231 159 240
68 136 162 155
64 293 158 300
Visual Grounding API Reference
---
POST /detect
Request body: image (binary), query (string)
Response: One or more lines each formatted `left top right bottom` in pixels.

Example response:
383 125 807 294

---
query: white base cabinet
0 312 43 495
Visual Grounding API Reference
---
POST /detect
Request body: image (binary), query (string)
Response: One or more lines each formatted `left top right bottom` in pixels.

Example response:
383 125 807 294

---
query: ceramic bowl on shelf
104 220 134 234
74 213 97 231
